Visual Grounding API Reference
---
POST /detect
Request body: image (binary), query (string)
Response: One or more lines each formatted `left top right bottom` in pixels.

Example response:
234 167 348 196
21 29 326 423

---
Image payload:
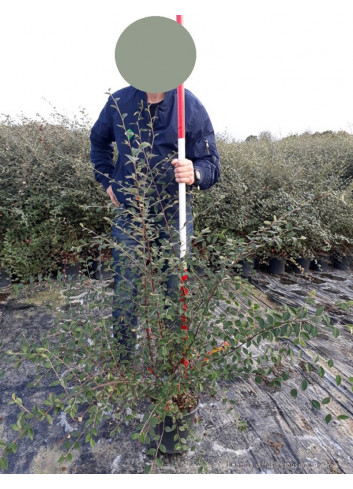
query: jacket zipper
148 104 159 142
205 138 210 154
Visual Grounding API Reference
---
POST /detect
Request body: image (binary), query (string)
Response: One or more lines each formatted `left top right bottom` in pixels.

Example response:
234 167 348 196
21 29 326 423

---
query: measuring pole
176 15 189 368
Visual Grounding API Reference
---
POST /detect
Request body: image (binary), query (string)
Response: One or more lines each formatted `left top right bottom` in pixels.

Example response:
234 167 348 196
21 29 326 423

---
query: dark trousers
111 205 194 357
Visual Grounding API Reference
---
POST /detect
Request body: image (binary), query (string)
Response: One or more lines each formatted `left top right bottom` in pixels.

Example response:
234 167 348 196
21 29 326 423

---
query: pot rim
149 396 200 416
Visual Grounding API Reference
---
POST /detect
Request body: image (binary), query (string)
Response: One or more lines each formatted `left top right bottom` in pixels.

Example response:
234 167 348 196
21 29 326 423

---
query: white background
1 0 353 140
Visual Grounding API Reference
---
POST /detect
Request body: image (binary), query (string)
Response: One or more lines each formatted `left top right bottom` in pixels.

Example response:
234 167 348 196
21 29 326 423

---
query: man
90 85 220 359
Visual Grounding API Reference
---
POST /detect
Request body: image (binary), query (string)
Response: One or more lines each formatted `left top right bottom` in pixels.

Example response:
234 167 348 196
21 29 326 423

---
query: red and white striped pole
176 15 189 369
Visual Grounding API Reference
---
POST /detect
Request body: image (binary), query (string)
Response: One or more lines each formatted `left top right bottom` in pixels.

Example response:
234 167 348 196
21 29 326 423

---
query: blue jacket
90 85 220 214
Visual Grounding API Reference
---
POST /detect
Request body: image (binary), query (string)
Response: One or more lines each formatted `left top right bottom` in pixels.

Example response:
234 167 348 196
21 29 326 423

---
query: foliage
193 130 353 258
0 110 116 281
1 100 353 473
1 114 353 282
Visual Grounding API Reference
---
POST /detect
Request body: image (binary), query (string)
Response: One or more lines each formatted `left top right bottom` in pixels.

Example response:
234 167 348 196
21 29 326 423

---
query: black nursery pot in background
82 257 114 281
239 258 255 278
56 261 82 280
332 255 353 271
267 257 285 275
0 268 11 288
288 257 311 274
310 255 329 272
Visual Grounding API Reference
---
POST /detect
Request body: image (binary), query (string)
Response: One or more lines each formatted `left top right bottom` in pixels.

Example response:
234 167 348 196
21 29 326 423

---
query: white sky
1 0 353 141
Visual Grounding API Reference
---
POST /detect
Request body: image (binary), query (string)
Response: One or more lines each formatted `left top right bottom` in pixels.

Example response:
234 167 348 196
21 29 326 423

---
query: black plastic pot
254 256 261 270
0 268 11 288
267 257 285 275
57 262 82 280
332 255 353 271
289 257 311 274
154 402 199 454
239 258 255 278
83 259 99 278
310 255 329 272
94 261 114 281
82 258 114 280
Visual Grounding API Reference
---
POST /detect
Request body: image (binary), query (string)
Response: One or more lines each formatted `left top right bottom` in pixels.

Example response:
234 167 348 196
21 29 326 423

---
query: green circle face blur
115 16 196 93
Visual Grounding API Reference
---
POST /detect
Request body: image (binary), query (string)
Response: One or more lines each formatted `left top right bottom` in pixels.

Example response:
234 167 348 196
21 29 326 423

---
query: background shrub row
1 111 353 282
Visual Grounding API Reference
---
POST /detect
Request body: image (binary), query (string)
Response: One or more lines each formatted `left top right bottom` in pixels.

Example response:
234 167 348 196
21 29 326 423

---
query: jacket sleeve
185 102 220 190
89 97 115 191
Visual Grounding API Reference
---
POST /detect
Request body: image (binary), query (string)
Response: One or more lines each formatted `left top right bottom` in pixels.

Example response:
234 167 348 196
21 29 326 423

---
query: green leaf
323 314 331 327
315 306 324 316
311 400 320 410
335 301 350 312
305 362 312 373
301 379 308 391
0 457 8 471
8 442 17 454
159 444 166 454
332 327 340 338
257 317 265 328
318 366 325 378
336 375 342 386
144 464 152 474
290 389 297 398
337 415 349 420
325 414 332 424
282 312 290 321
322 397 331 405
27 428 34 441
328 358 334 368
139 141 151 150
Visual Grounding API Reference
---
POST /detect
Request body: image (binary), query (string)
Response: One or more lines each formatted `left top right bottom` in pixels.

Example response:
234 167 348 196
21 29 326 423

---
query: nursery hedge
192 130 353 258
1 110 353 282
0 111 116 281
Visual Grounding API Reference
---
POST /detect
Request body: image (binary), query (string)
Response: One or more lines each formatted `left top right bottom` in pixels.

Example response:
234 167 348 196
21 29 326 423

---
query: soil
171 391 199 413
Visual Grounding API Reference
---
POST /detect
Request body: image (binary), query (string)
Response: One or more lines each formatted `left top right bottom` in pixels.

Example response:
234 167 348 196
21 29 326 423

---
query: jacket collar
136 88 175 110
